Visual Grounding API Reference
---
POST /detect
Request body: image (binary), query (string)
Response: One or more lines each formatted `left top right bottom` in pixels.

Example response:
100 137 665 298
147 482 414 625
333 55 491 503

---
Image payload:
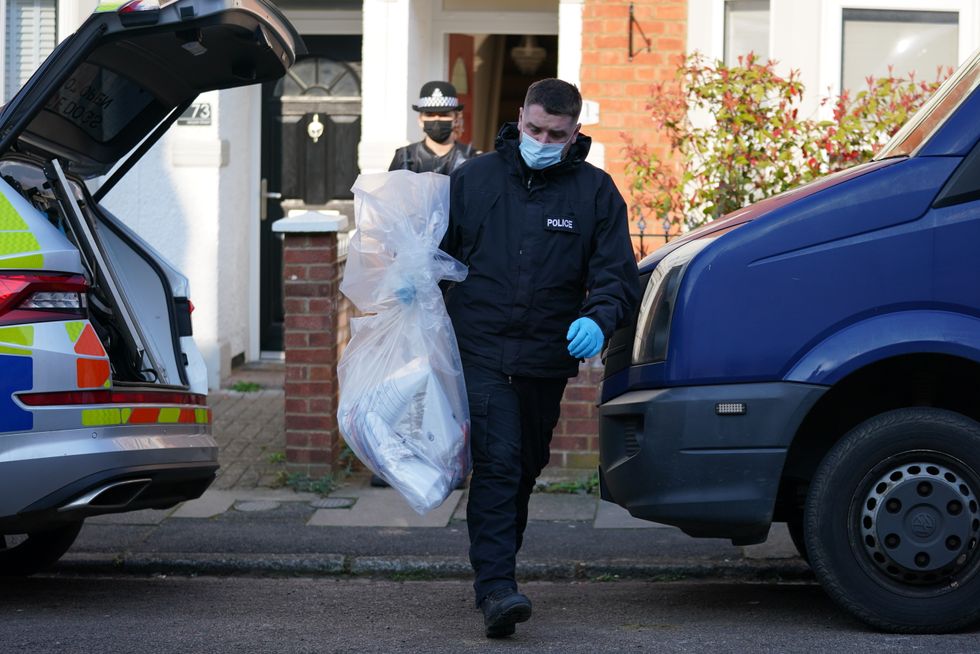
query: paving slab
228 488 320 502
234 500 282 512
527 493 597 521
307 489 464 527
594 499 672 529
324 484 411 500
451 493 468 521
450 492 597 523
171 488 319 519
171 490 237 518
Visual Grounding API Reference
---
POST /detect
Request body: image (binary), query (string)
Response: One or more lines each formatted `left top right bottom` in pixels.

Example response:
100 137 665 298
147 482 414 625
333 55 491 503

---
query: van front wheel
805 408 980 633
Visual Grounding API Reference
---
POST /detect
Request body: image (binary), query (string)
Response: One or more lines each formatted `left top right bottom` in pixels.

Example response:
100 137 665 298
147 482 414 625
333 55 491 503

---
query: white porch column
771 0 821 119
360 0 412 174
557 0 584 87
58 0 99 40
559 0 602 167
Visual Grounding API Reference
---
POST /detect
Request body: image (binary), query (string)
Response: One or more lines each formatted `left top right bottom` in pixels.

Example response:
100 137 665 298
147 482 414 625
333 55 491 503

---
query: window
276 57 362 98
878 48 980 159
4 0 57 102
42 62 157 143
841 9 958 94
724 0 769 64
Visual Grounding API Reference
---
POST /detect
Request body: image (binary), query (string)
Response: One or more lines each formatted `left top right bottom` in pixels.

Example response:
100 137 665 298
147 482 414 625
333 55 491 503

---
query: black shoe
479 588 531 638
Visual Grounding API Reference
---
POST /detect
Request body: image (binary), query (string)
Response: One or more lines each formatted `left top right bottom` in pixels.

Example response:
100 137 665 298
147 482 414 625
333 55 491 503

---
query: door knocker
307 113 324 144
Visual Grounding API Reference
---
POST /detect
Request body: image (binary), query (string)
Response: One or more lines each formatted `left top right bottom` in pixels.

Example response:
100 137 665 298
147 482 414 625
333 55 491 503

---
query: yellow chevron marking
0 325 33 346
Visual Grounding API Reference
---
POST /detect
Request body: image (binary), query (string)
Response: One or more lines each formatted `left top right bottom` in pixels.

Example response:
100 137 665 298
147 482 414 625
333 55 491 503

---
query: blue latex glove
394 284 416 304
567 317 603 359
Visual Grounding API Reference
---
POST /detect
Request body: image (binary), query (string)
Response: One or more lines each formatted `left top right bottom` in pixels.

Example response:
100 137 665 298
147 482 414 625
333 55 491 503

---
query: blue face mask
519 132 567 170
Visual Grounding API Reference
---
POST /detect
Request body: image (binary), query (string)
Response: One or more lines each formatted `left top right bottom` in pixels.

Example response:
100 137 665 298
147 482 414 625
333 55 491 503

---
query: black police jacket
389 140 479 175
441 123 640 378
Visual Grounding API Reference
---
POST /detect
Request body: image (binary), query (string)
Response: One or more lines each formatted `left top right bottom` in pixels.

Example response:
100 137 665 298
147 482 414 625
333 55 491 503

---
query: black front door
259 36 362 352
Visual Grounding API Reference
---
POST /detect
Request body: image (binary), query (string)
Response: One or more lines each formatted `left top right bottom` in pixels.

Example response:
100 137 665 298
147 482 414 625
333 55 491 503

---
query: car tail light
0 273 87 326
175 297 194 336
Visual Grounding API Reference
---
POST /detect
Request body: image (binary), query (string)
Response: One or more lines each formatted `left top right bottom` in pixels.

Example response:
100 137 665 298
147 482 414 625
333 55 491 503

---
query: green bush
625 53 950 232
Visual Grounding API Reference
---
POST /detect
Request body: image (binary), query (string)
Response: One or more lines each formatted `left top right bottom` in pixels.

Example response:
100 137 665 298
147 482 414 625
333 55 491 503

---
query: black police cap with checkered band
412 81 464 113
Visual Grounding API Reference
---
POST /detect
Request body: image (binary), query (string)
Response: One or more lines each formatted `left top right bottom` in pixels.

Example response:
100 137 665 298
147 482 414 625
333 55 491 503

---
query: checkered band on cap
416 88 459 109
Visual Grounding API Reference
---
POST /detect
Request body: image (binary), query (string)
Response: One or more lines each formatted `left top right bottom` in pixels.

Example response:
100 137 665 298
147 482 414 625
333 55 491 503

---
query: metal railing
629 209 675 261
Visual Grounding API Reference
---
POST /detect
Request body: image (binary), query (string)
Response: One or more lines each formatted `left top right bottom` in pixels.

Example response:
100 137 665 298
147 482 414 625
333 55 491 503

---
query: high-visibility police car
0 0 301 575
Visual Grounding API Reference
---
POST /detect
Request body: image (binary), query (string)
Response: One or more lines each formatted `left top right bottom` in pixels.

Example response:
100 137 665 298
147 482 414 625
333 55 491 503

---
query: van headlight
632 237 714 365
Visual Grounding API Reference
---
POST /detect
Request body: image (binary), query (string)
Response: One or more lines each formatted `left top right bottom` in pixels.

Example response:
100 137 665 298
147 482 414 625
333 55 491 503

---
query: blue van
599 50 980 632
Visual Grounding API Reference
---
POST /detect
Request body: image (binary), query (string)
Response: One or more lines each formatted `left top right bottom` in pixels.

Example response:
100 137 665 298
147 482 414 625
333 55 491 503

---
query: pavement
59 361 811 582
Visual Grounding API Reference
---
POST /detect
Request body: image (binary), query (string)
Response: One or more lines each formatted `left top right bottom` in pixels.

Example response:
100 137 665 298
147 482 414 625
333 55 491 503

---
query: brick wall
546 1 688 469
552 359 604 469
282 233 343 476
581 0 688 252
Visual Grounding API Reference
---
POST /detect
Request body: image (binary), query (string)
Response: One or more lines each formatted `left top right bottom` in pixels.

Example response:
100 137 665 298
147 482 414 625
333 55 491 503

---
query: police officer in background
388 81 479 174
441 79 640 638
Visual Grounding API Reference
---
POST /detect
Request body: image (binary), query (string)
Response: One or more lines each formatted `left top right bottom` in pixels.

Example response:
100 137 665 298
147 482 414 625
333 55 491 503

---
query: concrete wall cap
272 210 348 233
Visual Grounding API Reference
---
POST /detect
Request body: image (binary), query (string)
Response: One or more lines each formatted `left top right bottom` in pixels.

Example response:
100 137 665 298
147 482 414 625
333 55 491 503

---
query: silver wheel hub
861 460 980 584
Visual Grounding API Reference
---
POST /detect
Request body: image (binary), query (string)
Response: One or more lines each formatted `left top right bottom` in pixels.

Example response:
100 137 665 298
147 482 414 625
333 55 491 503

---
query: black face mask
423 119 454 144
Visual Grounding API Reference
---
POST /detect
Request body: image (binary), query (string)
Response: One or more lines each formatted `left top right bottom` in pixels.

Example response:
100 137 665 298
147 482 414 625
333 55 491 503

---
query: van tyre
0 522 83 576
805 408 980 633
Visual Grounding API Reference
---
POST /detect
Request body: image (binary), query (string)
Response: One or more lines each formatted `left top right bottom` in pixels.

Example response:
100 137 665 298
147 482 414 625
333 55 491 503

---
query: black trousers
463 361 568 604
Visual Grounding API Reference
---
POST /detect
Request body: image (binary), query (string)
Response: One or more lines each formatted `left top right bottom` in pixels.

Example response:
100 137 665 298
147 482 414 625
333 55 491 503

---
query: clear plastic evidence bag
337 170 470 514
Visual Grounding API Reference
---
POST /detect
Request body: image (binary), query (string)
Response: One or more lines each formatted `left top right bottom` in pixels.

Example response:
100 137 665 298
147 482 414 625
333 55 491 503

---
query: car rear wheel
805 408 980 633
0 522 83 576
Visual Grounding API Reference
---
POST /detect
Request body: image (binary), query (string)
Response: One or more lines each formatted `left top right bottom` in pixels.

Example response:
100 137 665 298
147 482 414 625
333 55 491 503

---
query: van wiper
45 158 163 384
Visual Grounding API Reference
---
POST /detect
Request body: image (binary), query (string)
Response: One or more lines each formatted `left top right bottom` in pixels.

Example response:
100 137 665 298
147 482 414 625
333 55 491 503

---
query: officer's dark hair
523 79 582 122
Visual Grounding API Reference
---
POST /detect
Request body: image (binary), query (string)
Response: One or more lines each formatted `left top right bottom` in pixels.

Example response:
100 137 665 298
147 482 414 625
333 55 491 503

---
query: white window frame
722 0 773 65
819 0 978 100
688 0 774 64
0 0 85 102
0 0 58 103
57 1 98 40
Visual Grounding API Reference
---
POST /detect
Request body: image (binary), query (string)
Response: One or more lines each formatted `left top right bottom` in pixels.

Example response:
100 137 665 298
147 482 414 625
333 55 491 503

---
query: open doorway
448 34 558 153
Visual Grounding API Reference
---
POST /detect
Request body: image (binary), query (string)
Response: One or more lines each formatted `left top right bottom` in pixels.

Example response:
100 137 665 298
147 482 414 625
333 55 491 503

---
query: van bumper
598 382 825 545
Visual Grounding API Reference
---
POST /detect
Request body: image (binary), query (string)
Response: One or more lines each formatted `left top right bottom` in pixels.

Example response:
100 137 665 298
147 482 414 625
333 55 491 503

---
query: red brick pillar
553 359 604 469
272 211 348 477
